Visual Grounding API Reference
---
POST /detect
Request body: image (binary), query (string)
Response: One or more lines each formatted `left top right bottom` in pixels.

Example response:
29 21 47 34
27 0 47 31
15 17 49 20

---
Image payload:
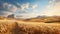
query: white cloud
0 2 18 17
19 3 38 10
31 4 38 9
9 5 17 12
40 0 60 16
3 3 17 12
19 3 30 10
0 11 12 17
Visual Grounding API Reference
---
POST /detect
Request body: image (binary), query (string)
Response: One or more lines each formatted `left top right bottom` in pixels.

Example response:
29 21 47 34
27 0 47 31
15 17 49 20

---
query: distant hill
24 16 60 23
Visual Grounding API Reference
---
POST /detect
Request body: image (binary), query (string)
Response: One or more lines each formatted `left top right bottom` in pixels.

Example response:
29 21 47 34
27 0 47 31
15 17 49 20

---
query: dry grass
0 19 60 34
24 16 60 23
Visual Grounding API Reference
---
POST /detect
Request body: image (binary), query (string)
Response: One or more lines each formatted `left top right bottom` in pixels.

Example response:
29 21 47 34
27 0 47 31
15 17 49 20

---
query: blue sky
0 0 60 18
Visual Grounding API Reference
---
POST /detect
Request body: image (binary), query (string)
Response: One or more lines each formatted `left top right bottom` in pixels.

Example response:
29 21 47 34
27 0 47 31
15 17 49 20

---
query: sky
0 0 60 18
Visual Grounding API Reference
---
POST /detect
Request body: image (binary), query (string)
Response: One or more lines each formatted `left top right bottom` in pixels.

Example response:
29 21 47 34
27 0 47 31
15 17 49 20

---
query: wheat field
0 19 60 34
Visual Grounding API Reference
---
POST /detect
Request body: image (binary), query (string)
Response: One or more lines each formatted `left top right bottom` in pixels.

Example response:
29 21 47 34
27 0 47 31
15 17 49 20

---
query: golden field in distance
0 16 60 34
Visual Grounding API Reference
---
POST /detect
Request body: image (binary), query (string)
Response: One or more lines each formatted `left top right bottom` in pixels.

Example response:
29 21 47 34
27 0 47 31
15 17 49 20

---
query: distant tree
7 14 16 18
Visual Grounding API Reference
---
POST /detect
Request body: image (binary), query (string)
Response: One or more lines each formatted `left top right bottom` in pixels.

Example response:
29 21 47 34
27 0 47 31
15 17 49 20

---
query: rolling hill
24 16 60 23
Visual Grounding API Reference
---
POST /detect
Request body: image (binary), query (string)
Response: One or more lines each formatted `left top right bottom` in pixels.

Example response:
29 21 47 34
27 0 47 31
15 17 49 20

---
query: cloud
40 0 60 16
19 3 30 10
0 2 17 17
19 3 38 10
0 2 30 17
16 4 38 18
3 3 17 12
54 0 60 2
0 11 11 17
49 0 60 4
0 2 17 12
17 3 38 18
31 4 38 9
